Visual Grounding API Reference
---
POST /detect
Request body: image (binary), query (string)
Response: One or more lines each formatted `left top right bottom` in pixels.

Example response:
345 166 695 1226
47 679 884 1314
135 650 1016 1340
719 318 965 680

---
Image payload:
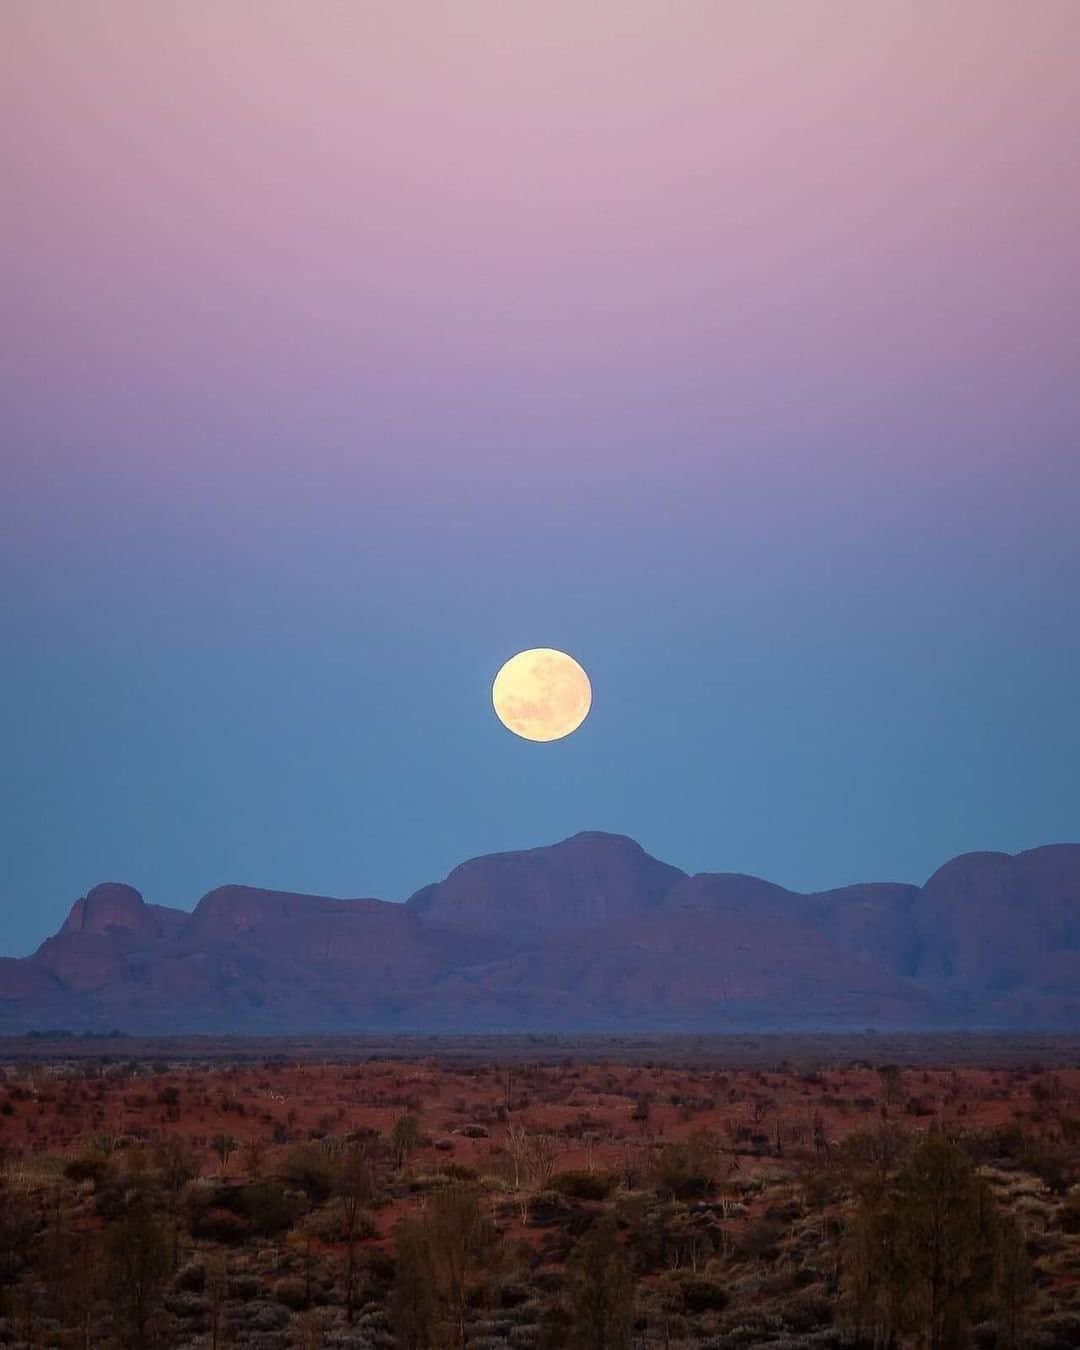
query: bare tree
527 1132 559 1189
505 1122 530 1190
337 1143 377 1323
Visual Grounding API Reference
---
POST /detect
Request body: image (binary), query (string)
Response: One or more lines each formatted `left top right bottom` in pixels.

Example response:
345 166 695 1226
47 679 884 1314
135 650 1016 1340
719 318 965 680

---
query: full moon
492 648 592 742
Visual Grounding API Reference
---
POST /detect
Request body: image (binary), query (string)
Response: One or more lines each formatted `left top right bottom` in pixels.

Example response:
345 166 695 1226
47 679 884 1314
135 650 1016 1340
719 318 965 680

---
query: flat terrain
6 1029 1080 1067
2 1038 1080 1347
5 1041 1080 1195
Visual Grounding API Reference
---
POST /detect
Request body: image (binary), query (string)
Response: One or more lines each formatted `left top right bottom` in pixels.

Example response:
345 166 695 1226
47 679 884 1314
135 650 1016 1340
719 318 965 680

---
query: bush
653 1132 722 1200
273 1276 308 1310
228 1273 263 1301
1060 1194 1080 1234
282 1143 336 1202
187 1181 301 1242
1040 1312 1080 1346
188 1203 252 1244
303 1198 377 1243
439 1161 478 1181
677 1276 729 1314
164 1291 207 1320
63 1152 109 1185
736 1219 784 1262
246 1299 291 1331
548 1170 617 1201
174 1261 206 1293
364 1246 396 1288
239 1181 303 1236
775 1291 833 1334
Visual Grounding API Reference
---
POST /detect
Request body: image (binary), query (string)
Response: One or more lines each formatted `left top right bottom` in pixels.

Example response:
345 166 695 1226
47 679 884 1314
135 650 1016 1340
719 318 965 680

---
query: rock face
909 845 1080 1027
61 883 186 942
1 833 1078 1033
406 831 686 934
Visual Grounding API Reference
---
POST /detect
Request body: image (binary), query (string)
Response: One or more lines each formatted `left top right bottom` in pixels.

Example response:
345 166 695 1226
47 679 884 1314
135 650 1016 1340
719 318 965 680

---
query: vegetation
0 1050 1078 1346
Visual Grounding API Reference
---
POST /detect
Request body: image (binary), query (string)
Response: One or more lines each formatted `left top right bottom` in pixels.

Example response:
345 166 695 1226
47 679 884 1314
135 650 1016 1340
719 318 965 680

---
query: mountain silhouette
1 833 1078 1033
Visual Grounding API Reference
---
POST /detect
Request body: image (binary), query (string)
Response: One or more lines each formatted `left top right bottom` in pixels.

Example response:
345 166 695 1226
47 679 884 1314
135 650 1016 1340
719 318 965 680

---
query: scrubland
1 1039 1080 1348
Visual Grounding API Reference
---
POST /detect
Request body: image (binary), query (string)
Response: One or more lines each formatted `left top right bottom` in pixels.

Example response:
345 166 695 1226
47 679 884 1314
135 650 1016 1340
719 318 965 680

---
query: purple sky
2 1 1078 955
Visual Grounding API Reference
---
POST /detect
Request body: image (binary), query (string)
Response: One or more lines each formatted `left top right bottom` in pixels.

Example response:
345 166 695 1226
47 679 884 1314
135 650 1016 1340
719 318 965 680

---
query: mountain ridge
2 832 1078 1033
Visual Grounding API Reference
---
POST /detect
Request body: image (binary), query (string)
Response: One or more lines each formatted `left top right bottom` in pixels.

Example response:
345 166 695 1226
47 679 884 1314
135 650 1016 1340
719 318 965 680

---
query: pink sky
5 1 1078 542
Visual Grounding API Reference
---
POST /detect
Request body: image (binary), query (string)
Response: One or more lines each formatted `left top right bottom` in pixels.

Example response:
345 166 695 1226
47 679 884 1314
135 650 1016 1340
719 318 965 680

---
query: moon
492 648 592 742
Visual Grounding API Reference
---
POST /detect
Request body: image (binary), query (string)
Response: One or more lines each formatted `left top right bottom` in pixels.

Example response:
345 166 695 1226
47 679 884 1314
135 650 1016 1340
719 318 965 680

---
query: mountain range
2 833 1079 1033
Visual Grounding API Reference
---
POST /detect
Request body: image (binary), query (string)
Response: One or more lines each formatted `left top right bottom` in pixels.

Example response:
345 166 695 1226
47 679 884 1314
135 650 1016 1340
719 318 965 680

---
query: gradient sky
3 1 1078 956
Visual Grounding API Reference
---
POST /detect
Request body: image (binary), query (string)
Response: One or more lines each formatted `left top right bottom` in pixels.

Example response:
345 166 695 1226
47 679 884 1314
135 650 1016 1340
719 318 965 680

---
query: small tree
337 1143 378 1323
41 1205 103 1350
105 1202 169 1350
389 1215 437 1350
845 1130 1007 1350
206 1251 229 1350
152 1134 196 1267
995 1213 1033 1350
565 1213 634 1350
425 1184 496 1349
390 1113 422 1170
877 1064 905 1107
653 1129 722 1200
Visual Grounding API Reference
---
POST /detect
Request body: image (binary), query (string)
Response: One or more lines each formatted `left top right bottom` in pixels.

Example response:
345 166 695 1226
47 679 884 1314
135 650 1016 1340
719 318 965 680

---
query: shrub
175 1261 206 1293
364 1246 396 1288
549 1170 616 1201
273 1276 308 1310
1040 1312 1080 1346
189 1203 252 1244
303 1197 377 1243
282 1144 336 1202
736 1219 784 1262
653 1131 723 1200
1060 1194 1080 1235
239 1181 303 1237
247 1299 291 1331
677 1276 729 1314
63 1152 109 1185
439 1161 478 1181
164 1291 207 1320
187 1181 301 1242
227 1273 263 1301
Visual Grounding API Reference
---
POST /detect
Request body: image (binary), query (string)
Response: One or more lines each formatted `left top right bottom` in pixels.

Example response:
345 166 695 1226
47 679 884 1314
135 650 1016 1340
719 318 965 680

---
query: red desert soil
4 1056 1074 1192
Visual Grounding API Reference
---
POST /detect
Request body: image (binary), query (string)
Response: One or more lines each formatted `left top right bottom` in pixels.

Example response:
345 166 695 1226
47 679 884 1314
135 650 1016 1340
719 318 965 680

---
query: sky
2 0 1078 956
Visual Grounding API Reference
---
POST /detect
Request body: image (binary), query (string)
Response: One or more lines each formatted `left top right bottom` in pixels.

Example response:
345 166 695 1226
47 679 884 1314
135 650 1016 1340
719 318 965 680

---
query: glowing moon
492 648 592 742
